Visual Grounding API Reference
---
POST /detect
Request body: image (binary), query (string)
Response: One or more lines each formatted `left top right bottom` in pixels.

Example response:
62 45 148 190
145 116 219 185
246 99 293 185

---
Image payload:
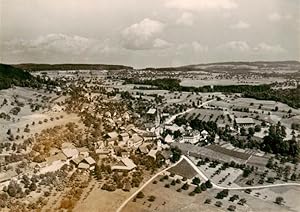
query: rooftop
146 108 156 115
235 117 255 124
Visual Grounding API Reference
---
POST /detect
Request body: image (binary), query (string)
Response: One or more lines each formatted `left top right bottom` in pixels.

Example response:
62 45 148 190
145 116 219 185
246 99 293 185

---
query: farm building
62 148 79 159
182 130 200 144
112 158 137 171
235 118 255 127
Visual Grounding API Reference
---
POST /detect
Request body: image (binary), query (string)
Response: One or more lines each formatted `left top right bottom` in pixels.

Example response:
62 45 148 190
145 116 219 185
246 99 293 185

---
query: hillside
13 63 133 72
0 64 37 90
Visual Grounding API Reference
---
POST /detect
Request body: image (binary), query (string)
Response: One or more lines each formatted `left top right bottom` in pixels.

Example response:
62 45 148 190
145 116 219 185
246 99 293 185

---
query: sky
0 0 299 68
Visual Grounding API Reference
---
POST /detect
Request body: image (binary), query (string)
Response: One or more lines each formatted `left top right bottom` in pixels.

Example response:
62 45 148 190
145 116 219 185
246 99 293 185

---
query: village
0 64 299 212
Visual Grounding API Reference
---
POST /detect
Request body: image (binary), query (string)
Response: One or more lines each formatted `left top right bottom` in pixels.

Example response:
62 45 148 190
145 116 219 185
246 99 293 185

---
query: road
117 155 300 212
164 99 214 125
116 157 183 212
182 155 300 190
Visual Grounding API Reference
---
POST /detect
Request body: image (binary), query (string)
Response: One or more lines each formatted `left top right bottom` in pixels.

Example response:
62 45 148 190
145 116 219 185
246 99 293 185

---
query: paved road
183 155 300 190
116 158 184 212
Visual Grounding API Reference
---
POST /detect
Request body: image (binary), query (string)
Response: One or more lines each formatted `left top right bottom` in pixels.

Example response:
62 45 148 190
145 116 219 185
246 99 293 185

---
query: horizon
1 0 299 68
4 60 300 70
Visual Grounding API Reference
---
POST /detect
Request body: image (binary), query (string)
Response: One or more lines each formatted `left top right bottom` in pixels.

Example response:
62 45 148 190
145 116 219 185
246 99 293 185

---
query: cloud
176 12 195 26
4 34 96 54
2 33 121 62
218 41 250 52
218 41 286 54
230 21 250 29
253 42 286 54
121 18 171 50
268 12 291 22
192 41 208 53
165 0 238 12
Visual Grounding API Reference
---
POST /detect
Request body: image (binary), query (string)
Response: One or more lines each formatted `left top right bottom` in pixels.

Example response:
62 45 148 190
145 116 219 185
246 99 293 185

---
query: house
78 163 90 170
146 108 157 122
83 156 96 170
142 131 157 141
164 134 174 143
71 155 84 166
119 132 130 142
123 112 130 121
107 131 119 140
55 86 62 93
201 130 209 137
235 118 255 127
121 151 130 158
127 134 143 148
96 148 111 155
165 124 184 133
160 150 172 164
78 147 89 158
148 149 158 159
62 148 79 159
182 130 200 144
46 152 67 165
112 158 137 171
138 144 149 154
146 108 156 115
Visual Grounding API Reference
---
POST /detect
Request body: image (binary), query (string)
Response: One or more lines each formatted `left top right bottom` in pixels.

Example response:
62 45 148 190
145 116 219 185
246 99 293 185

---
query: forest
0 64 58 90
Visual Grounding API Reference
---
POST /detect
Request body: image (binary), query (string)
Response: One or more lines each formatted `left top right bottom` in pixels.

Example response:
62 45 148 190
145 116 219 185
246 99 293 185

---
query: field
122 173 299 212
206 145 251 161
168 159 198 179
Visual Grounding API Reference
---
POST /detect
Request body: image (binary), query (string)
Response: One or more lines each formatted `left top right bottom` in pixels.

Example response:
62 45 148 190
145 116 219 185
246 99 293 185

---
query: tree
171 147 181 163
255 124 261 132
205 180 213 188
229 194 239 202
248 127 255 136
216 189 229 199
182 183 189 190
136 191 145 199
238 198 247 205
148 195 156 202
192 177 201 185
291 173 297 181
275 196 284 205
200 183 207 191
215 201 223 207
240 127 247 136
228 205 236 211
194 186 202 194
204 198 211 204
